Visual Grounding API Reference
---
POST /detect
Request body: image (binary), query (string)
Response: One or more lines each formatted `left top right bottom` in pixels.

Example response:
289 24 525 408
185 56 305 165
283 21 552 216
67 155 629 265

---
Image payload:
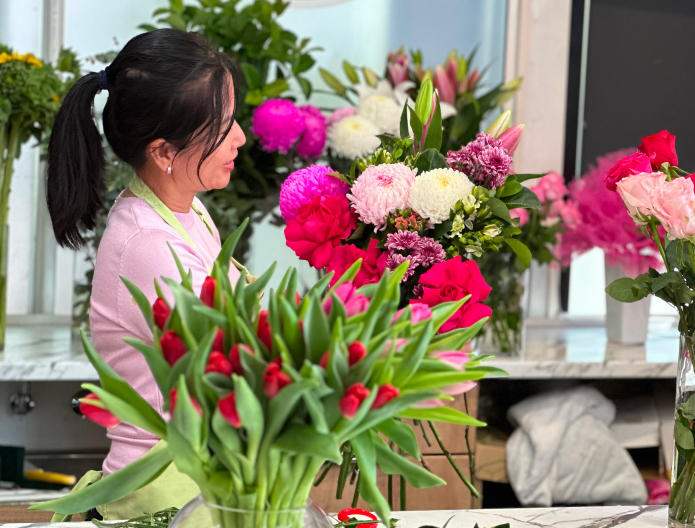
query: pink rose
637 130 678 170
616 172 667 224
510 208 529 227
650 177 695 240
323 282 369 317
327 239 388 288
532 172 568 203
412 256 492 333
285 195 357 268
550 200 581 229
604 152 653 191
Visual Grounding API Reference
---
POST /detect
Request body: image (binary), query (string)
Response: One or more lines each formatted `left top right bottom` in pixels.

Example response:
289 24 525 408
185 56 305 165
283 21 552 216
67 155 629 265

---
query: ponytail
47 72 106 250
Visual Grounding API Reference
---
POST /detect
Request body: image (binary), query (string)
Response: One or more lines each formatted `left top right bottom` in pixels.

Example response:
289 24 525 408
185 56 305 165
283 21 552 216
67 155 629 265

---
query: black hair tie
98 69 109 91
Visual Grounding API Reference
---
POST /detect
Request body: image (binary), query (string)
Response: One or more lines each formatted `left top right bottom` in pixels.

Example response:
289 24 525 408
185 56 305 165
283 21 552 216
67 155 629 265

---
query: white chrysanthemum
327 115 381 159
408 168 475 224
357 94 402 135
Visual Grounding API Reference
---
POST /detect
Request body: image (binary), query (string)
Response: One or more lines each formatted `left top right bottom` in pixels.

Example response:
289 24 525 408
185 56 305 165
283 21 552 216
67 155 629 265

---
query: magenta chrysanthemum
279 165 349 222
296 105 326 160
446 132 512 189
386 231 421 251
412 284 424 298
347 163 417 228
251 99 306 154
386 252 416 279
412 237 446 267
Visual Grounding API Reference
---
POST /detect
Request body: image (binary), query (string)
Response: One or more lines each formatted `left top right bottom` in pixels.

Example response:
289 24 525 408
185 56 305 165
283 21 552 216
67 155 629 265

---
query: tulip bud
200 276 217 308
229 343 253 376
319 351 330 369
497 124 525 156
339 383 370 419
263 358 292 399
212 329 225 353
433 66 455 105
485 109 511 138
257 310 273 350
218 392 241 428
79 393 121 428
205 351 233 376
160 330 187 366
152 298 171 331
169 388 203 416
372 384 400 409
347 342 367 366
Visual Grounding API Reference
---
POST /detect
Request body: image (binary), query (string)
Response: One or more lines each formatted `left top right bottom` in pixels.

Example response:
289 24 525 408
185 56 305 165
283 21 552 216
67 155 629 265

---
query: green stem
649 221 669 269
313 463 332 487
463 393 477 492
427 421 480 498
399 475 406 511
417 420 431 447
351 473 361 508
0 122 17 351
387 474 393 509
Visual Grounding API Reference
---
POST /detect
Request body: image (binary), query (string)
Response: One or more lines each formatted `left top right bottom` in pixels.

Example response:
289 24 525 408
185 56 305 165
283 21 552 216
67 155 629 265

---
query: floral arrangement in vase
32 220 501 526
601 130 695 525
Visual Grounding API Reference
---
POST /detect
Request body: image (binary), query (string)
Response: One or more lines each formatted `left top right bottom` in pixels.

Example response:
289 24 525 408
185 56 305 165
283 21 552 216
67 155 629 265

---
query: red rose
79 393 121 428
372 384 399 409
205 351 233 376
339 383 370 419
200 276 217 307
169 388 203 416
263 358 292 399
637 130 678 170
285 195 357 269
152 298 171 330
604 151 652 191
412 257 492 333
218 392 241 428
229 343 253 376
327 239 387 288
212 329 225 353
160 330 187 366
347 342 367 366
257 310 273 350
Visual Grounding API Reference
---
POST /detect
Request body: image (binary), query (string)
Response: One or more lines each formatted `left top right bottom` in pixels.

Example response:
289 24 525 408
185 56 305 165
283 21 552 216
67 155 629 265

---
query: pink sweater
90 195 240 475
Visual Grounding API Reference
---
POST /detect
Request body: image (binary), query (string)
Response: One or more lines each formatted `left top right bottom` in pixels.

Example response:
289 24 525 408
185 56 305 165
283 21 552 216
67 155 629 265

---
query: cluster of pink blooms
432 56 480 105
446 131 520 189
279 165 349 222
385 231 446 280
251 99 326 159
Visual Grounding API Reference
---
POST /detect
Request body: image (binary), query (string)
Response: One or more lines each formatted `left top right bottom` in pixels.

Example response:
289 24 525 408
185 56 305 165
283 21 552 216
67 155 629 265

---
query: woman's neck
135 170 196 213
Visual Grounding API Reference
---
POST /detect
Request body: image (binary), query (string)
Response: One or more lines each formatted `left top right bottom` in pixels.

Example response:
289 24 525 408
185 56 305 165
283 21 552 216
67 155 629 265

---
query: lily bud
363 67 379 88
218 392 241 428
347 342 368 366
445 59 458 93
257 310 273 350
263 358 292 399
339 383 370 419
372 384 400 410
169 388 203 416
152 298 171 331
433 65 455 105
485 110 511 138
205 351 233 376
160 330 187 366
200 276 217 308
468 68 480 91
229 343 253 376
497 124 525 156
79 394 121 428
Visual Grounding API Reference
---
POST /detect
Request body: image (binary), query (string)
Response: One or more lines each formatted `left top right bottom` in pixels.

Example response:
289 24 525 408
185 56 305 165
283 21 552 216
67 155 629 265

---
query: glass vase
670 335 695 527
169 495 333 528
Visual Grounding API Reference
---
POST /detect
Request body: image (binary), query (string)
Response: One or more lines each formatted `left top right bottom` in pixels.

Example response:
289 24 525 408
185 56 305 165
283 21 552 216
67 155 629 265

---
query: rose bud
339 383 370 419
212 329 225 353
169 388 202 416
160 330 187 366
152 298 171 330
257 310 273 350
372 384 400 409
348 342 367 366
218 392 241 428
263 358 292 399
229 344 253 376
205 351 233 376
79 393 121 428
200 276 217 308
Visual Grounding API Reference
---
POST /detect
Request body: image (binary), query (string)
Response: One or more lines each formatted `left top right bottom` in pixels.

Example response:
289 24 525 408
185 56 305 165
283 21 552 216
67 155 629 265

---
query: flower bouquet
602 131 695 526
476 172 579 354
32 220 499 527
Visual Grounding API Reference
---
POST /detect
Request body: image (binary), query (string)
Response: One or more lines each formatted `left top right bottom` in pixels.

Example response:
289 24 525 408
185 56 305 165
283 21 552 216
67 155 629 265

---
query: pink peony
348 163 417 229
532 172 568 203
326 106 356 128
296 105 326 160
510 208 529 227
327 239 388 288
650 177 695 240
412 256 492 333
251 99 306 154
285 195 357 268
323 282 369 318
604 151 652 191
616 171 667 224
279 165 349 222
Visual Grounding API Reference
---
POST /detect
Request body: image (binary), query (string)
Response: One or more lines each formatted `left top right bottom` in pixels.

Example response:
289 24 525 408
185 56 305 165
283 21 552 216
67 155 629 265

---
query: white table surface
0 505 669 527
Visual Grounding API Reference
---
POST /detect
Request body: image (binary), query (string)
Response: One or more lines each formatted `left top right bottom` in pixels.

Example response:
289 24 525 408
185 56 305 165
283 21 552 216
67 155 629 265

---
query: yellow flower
0 51 43 68
0 53 11 65
52 94 59 103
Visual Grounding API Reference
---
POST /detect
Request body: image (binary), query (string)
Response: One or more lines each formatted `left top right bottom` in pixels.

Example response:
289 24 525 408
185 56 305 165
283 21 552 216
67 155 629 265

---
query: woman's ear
147 139 176 173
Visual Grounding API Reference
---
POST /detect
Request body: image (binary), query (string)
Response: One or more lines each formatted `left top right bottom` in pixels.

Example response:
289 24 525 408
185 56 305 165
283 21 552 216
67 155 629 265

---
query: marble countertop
0 505 668 527
0 320 681 382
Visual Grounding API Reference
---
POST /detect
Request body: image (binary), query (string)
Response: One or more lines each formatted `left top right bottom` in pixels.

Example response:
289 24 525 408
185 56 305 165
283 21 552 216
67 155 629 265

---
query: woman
46 29 246 519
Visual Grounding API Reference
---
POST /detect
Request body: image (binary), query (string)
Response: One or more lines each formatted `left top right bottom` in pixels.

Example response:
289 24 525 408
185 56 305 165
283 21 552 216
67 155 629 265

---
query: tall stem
427 421 480 498
0 122 19 351
649 221 668 269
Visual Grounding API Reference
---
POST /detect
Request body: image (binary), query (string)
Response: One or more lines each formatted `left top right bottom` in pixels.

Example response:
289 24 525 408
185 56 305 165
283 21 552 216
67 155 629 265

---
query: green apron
52 176 251 521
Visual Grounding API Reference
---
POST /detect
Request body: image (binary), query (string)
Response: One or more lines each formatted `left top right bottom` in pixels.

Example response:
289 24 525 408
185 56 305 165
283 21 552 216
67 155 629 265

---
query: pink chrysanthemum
386 252 416 280
348 163 417 229
296 105 326 160
412 284 424 299
326 106 356 128
446 132 512 189
279 165 349 222
251 99 306 154
386 231 421 251
412 237 446 267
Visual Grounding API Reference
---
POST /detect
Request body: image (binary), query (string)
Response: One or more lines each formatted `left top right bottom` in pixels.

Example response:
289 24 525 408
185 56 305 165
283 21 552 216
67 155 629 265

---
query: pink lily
433 65 455 105
467 69 480 92
498 124 525 156
387 49 410 87
446 58 458 93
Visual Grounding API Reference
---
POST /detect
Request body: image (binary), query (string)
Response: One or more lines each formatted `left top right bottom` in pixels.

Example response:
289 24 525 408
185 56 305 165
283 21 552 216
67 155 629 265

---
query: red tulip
339 383 370 419
263 358 292 399
212 329 225 353
229 344 253 376
257 310 273 350
79 393 121 428
319 351 330 369
169 388 202 416
218 392 241 428
347 342 367 366
372 384 400 410
205 351 233 376
160 330 187 366
152 298 171 330
200 276 217 308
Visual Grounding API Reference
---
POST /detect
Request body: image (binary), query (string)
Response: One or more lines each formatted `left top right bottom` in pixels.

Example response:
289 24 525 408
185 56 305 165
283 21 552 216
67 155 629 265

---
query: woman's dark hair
47 28 240 249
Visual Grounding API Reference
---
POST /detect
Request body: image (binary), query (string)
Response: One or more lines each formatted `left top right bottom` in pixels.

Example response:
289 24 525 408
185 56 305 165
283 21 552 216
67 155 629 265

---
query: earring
167 167 172 174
